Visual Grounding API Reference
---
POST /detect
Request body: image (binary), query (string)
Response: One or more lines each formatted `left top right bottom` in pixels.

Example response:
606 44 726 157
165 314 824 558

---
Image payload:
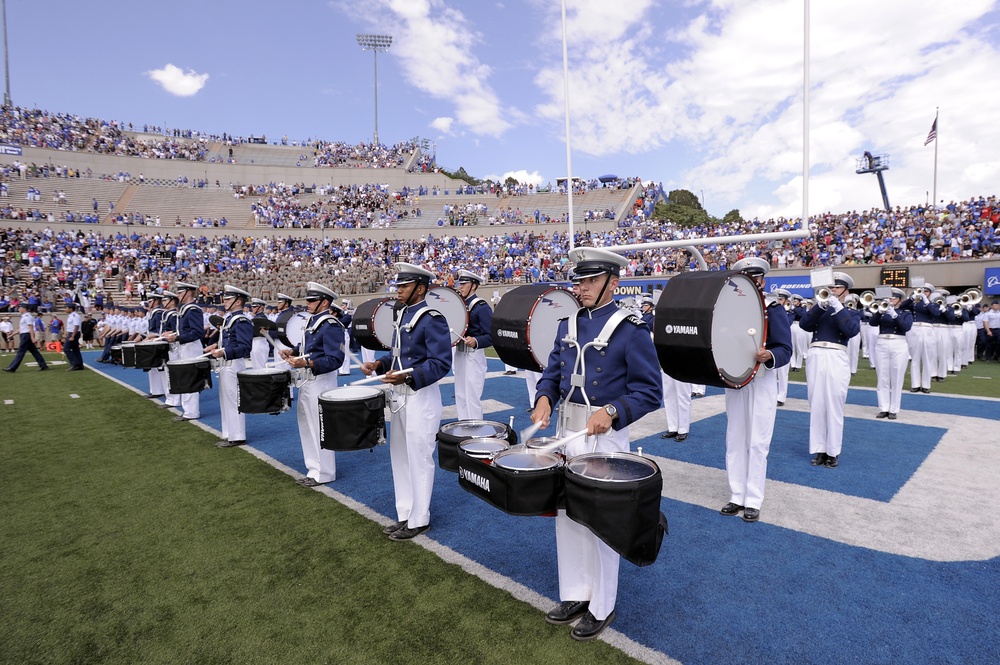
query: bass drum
437 419 517 472
563 452 668 567
457 445 564 517
491 284 581 372
351 297 399 351
274 309 310 349
426 286 468 347
653 270 766 389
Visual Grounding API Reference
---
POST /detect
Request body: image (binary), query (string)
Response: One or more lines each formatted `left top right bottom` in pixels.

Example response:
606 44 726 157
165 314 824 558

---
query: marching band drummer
772 288 792 406
453 269 493 420
206 285 254 448
157 292 181 411
161 282 205 423
248 298 270 370
142 293 165 397
530 247 661 641
361 263 452 541
280 282 345 487
869 287 912 420
269 293 295 371
798 271 861 468
720 258 792 523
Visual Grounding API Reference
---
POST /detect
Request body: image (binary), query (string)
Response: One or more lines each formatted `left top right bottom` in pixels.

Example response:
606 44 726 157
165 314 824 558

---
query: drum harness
557 307 632 453
457 296 486 353
385 306 438 413
292 312 343 387
215 312 251 374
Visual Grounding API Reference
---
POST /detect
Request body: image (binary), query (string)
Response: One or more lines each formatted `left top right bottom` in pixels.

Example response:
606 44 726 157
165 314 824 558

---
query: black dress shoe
545 600 590 625
382 520 407 535
388 524 430 541
910 387 921 393
145 393 164 399
216 440 246 448
720 502 743 516
742 507 760 522
66 366 84 371
811 453 828 466
157 403 174 409
38 366 49 371
660 431 678 439
172 415 197 422
887 413 897 420
920 388 930 394
876 411 889 419
571 610 616 641
824 455 839 468
296 477 329 487
2 367 13 373
776 401 785 407
674 433 688 442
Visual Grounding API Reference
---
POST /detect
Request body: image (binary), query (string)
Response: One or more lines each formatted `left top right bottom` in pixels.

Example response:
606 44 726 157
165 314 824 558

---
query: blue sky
7 0 1000 219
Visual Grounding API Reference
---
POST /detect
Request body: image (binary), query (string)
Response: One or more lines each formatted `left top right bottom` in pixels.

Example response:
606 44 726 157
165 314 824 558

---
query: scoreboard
879 267 909 288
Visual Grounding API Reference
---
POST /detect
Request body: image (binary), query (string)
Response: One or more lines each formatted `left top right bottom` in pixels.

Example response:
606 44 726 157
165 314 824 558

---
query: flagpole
932 107 939 210
560 0 575 251
803 0 810 228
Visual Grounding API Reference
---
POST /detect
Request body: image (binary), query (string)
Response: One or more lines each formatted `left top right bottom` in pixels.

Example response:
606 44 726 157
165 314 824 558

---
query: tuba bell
960 288 982 306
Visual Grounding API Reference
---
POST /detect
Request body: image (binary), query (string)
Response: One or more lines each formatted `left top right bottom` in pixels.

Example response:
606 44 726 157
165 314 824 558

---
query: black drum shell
121 344 137 368
563 455 667 567
653 270 763 389
133 342 170 370
491 284 580 372
350 297 399 351
319 389 386 451
166 359 213 394
237 370 291 415
110 345 123 364
437 419 517 472
457 446 564 517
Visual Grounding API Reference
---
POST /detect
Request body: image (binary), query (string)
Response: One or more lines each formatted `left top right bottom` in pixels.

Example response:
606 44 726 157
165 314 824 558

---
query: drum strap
222 313 250 332
564 309 632 405
306 313 341 334
467 296 486 312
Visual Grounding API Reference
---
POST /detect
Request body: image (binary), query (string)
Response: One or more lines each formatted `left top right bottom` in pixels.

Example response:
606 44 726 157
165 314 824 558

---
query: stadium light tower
2 0 11 107
356 33 393 146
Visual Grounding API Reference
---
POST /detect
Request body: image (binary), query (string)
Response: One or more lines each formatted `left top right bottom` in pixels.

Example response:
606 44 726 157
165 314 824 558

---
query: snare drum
318 386 386 451
426 286 469 347
351 297 399 351
436 419 517 472
120 343 137 368
654 270 767 388
563 452 667 567
166 357 213 394
237 368 292 414
491 284 581 372
457 445 564 516
133 340 170 370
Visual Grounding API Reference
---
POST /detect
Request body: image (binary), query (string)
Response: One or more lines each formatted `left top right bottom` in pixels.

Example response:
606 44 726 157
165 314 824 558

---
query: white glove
886 306 897 319
915 292 927 303
828 298 843 313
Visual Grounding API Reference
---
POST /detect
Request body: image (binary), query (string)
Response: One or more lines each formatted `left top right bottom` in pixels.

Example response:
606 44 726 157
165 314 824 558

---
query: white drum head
528 289 579 368
712 274 766 385
372 299 398 348
286 311 309 348
239 368 289 377
320 385 383 402
426 286 469 346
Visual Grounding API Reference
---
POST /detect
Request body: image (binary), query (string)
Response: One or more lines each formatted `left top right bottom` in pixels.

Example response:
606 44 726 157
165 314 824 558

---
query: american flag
924 118 937 146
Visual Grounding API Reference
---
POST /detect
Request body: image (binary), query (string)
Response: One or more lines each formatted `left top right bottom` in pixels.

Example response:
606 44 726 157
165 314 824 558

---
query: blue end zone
87 353 1000 665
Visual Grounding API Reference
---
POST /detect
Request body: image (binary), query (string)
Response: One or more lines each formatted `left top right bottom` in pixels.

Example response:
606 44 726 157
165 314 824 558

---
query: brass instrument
859 291 876 308
960 288 982 306
868 300 890 314
815 287 832 307
951 302 964 316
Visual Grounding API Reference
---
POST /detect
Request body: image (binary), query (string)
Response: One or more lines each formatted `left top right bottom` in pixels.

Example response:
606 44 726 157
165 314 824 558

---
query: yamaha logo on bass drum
663 324 699 335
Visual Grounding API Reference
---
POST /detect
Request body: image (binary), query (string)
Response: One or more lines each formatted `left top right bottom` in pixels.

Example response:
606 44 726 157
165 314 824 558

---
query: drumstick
351 367 413 386
519 419 544 444
530 429 588 454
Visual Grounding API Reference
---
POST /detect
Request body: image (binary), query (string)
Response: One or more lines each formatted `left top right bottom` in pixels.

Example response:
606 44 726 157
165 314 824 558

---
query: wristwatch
404 373 415 387
604 404 618 419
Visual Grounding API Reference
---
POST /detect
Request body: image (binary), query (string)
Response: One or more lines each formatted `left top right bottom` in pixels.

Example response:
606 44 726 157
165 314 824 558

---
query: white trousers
790 322 805 368
775 363 789 403
250 337 269 370
148 364 164 396
848 331 862 373
963 321 976 364
875 337 908 414
453 348 487 420
178 340 202 418
950 326 964 371
297 372 339 483
907 325 935 390
164 344 181 407
934 326 951 377
661 372 691 434
805 347 850 458
525 370 542 407
219 358 247 441
556 404 628 622
339 333 352 375
388 383 443 529
724 368 778 510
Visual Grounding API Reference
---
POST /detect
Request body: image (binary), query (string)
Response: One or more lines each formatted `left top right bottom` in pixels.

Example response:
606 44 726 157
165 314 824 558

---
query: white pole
561 0 575 251
803 0 810 227
609 228 812 255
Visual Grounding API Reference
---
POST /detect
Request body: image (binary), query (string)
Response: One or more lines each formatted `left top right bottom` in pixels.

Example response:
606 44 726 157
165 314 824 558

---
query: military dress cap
147 292 163 301
175 281 198 292
161 290 179 300
641 295 654 306
393 262 436 285
251 298 267 307
890 287 906 299
223 284 251 299
276 292 293 302
792 294 803 301
918 283 935 293
775 288 792 298
731 256 770 276
946 295 959 305
832 271 854 289
568 247 628 278
456 269 484 284
304 281 338 302
938 289 951 297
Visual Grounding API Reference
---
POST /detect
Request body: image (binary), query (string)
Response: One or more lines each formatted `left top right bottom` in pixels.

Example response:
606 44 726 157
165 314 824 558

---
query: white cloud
483 169 545 187
145 64 209 97
337 0 518 137
431 117 455 134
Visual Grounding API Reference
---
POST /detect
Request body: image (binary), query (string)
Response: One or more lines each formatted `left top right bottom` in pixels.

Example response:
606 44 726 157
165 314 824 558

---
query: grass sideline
0 357 641 665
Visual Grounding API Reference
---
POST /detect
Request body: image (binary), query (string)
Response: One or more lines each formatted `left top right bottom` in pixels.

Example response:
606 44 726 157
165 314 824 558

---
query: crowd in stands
1 195 997 319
